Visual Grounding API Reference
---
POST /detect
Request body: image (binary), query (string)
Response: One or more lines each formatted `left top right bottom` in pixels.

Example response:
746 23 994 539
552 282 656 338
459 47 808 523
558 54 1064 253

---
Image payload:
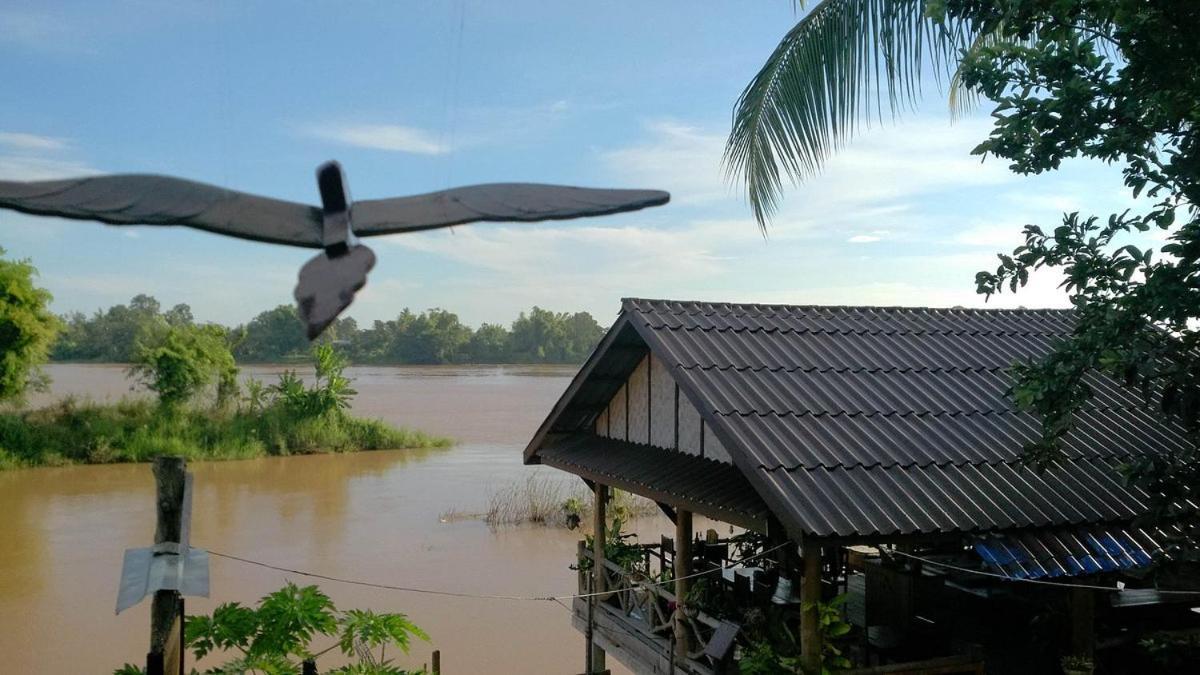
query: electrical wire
206 541 791 603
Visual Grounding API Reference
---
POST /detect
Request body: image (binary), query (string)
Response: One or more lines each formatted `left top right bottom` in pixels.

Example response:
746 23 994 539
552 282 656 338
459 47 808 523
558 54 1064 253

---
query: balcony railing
575 540 754 675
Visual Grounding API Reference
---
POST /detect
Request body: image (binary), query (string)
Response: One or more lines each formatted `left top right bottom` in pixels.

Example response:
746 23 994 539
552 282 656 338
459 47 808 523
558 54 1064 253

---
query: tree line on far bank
51 294 607 365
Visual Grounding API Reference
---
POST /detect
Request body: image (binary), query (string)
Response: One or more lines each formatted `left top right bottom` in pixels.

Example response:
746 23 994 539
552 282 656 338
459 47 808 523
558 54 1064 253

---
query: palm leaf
724 0 974 230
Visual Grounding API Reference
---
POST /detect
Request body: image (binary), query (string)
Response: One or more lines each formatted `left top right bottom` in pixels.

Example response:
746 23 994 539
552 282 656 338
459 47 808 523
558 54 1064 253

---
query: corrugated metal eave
755 458 1151 539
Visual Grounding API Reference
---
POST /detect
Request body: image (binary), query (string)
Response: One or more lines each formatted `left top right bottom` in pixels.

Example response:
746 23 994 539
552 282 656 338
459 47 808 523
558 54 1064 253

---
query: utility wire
207 542 790 603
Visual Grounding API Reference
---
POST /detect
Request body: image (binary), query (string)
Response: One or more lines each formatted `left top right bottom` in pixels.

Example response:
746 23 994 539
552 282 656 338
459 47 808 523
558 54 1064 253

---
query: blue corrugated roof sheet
973 525 1164 579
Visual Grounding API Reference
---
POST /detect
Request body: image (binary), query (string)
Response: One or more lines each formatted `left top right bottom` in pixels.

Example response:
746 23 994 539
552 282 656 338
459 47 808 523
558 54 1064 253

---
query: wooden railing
578 544 733 673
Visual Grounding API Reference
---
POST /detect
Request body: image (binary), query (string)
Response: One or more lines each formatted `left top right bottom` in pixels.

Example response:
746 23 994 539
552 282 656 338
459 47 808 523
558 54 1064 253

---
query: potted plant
1061 654 1094 675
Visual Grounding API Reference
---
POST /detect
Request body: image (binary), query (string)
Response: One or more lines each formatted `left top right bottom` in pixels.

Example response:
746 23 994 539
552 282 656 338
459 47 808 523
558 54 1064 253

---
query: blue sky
0 1 1144 327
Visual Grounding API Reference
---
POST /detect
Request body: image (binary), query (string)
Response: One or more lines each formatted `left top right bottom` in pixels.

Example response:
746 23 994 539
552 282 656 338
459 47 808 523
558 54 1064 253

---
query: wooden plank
627 355 650 444
649 354 675 448
609 383 628 442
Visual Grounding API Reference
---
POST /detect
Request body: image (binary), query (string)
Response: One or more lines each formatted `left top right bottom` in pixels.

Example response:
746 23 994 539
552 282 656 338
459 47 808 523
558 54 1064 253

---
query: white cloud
0 156 96 180
307 123 449 155
0 130 93 181
598 116 1014 239
382 221 733 281
707 267 1070 311
600 121 731 204
848 229 890 243
0 131 67 151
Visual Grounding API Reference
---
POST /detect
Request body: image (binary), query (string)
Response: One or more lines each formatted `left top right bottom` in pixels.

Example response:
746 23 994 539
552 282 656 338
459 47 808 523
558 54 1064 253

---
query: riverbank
0 397 451 470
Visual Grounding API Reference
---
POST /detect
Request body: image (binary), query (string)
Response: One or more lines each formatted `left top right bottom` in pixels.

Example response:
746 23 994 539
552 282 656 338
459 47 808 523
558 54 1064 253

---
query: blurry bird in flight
0 161 670 338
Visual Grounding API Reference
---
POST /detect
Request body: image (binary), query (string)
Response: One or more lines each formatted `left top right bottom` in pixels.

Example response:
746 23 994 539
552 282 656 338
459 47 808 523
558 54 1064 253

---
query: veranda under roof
525 298 1195 577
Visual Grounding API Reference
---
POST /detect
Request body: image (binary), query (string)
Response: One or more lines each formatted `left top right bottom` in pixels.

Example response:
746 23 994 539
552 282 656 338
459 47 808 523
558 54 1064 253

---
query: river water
1 364 660 674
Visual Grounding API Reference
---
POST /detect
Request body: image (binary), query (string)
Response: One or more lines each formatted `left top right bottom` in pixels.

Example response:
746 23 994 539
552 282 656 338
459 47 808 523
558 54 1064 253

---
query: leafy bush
0 247 59 404
130 323 238 408
114 583 430 675
268 344 355 419
188 583 429 674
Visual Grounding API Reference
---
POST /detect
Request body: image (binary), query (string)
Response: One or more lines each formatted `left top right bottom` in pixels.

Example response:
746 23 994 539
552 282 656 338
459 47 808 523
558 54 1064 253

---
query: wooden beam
1070 586 1095 661
801 540 822 672
589 483 608 673
656 501 678 524
674 509 693 660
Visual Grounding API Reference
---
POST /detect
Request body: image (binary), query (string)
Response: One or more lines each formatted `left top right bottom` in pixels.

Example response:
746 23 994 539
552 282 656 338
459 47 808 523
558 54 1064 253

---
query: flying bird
0 162 670 338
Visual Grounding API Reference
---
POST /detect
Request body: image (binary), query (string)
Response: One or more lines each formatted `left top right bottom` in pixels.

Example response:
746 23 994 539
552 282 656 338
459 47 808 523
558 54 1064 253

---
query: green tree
563 311 605 361
467 323 512 363
235 304 309 362
163 303 194 326
511 307 569 362
382 308 472 364
130 323 238 408
0 249 59 403
961 1 1200 541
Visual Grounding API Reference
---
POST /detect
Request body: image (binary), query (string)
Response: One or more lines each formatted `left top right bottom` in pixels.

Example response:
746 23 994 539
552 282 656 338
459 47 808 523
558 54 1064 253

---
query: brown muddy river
1 364 665 674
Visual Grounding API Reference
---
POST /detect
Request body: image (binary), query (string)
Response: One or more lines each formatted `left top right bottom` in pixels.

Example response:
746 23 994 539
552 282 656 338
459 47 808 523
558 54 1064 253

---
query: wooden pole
673 509 693 661
589 483 608 673
149 456 187 675
1070 586 1095 661
801 540 823 672
431 649 441 674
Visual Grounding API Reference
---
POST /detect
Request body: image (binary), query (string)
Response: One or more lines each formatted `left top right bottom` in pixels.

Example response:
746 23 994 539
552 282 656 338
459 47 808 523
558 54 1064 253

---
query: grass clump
481 475 658 528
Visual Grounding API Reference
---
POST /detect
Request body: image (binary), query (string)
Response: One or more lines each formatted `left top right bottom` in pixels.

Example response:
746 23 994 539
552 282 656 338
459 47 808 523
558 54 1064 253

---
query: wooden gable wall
593 353 732 463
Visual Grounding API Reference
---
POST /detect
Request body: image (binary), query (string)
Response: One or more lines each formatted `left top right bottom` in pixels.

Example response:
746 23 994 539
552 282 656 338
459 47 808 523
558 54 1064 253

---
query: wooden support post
801 540 823 672
673 508 693 661
1070 586 1095 661
431 649 441 674
588 482 608 673
148 456 187 675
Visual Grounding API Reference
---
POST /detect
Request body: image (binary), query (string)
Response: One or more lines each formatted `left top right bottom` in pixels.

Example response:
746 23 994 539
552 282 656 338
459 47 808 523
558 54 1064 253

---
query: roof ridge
677 364 1009 374
622 296 1075 316
642 324 1067 337
712 406 1141 420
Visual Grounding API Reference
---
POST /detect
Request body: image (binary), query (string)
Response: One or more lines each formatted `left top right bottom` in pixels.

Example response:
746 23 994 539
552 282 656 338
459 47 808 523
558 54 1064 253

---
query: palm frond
948 29 994 121
725 0 974 230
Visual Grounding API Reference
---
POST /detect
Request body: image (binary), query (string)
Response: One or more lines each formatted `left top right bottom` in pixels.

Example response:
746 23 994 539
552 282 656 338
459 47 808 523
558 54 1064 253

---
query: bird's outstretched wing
0 175 323 248
351 183 670 236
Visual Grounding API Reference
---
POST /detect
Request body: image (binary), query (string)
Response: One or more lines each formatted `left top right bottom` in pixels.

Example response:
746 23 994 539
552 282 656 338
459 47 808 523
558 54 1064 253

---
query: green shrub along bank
0 398 448 469
0 342 451 470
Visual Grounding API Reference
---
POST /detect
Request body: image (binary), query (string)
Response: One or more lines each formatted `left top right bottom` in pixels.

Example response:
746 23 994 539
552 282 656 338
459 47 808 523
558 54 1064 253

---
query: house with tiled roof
525 298 1197 674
